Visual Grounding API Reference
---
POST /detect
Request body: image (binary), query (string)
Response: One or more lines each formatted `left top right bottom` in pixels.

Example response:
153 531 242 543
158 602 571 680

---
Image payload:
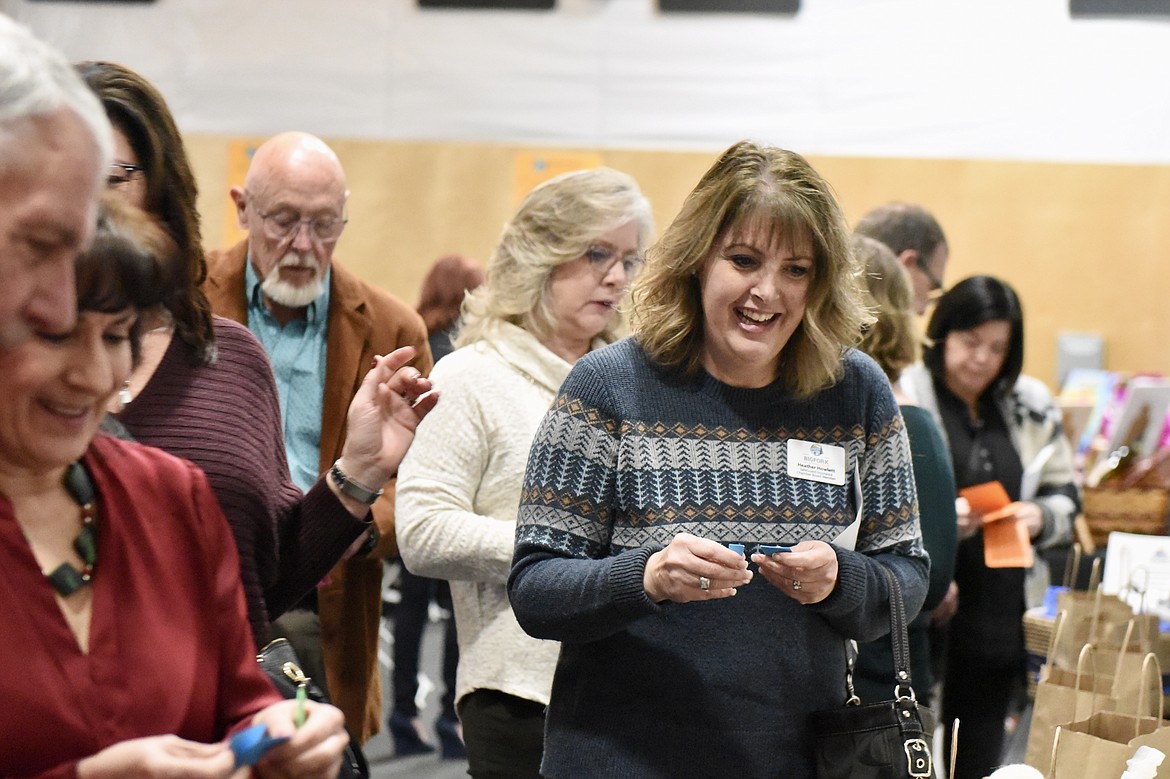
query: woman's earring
118 381 132 408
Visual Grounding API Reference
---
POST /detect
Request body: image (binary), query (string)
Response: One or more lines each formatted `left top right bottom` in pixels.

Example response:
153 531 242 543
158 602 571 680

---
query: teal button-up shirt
245 258 330 493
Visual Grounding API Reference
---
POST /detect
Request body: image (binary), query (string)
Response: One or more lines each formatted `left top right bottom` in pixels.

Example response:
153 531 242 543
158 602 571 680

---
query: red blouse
0 435 282 778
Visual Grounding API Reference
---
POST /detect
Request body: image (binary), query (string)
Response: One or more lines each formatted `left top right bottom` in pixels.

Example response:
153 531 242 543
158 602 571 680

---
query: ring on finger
698 576 711 591
791 579 802 590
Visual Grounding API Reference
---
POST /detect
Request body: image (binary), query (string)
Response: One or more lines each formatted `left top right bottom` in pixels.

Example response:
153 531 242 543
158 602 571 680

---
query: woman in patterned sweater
509 141 930 779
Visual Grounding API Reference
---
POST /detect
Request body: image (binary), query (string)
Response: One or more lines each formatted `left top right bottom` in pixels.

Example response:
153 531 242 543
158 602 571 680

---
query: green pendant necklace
45 462 98 597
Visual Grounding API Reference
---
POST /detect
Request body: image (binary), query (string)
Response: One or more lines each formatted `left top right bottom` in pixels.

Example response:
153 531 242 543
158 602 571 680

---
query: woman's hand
958 497 1043 540
1009 500 1045 539
334 346 440 509
253 699 349 779
932 580 959 625
752 541 838 604
77 735 236 779
955 496 982 540
643 532 752 603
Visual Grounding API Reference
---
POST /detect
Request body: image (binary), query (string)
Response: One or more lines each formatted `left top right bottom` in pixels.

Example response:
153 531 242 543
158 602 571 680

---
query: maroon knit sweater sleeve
117 316 367 644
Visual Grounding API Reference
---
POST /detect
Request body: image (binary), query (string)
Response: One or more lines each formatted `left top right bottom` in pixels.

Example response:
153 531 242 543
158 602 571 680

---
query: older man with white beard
204 131 431 746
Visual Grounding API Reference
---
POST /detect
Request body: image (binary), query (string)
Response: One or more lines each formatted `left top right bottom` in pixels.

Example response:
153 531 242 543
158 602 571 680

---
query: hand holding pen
248 699 348 778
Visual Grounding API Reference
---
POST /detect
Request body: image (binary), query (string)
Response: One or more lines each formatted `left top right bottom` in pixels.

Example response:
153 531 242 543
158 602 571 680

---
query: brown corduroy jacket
204 240 431 743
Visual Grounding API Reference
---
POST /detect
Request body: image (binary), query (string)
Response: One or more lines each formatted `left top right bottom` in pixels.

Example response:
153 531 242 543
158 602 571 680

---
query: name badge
786 439 846 486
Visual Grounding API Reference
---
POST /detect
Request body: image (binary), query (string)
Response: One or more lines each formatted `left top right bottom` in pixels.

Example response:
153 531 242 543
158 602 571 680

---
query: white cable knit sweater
395 321 579 707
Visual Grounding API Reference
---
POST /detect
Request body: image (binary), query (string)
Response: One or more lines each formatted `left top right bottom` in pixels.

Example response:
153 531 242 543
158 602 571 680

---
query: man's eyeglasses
584 244 642 279
107 163 145 189
248 200 348 243
916 256 945 295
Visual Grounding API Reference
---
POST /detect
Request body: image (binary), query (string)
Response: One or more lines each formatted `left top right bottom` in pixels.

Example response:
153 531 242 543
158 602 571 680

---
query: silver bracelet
330 459 384 506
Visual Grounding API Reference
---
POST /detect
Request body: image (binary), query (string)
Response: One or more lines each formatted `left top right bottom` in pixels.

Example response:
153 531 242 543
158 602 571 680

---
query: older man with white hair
0 14 112 348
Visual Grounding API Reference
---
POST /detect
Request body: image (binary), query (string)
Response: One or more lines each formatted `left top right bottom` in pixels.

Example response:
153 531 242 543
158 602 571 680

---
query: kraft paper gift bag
1024 639 1118 775
1089 620 1165 712
1053 553 1126 622
1051 578 1136 670
1048 654 1170 779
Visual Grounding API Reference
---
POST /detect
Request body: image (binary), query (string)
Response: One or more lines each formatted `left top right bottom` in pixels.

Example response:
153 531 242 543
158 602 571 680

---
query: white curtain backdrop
4 0 1170 163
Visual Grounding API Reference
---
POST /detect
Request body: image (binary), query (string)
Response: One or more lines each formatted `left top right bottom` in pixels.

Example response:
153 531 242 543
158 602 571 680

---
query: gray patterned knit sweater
509 338 929 779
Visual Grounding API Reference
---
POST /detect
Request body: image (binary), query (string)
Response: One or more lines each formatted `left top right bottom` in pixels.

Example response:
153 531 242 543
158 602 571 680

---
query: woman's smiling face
697 210 813 388
0 309 135 475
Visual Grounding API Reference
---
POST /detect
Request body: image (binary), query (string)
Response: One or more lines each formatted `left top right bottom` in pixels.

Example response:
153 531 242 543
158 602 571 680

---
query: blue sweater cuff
610 545 663 618
810 547 867 618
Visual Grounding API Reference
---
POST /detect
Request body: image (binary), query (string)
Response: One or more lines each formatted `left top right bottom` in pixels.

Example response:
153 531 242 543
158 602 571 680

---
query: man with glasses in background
205 131 431 747
856 201 950 316
0 15 112 349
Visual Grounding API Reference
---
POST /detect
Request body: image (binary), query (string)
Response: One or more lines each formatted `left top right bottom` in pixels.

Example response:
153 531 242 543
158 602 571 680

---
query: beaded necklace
45 462 98 597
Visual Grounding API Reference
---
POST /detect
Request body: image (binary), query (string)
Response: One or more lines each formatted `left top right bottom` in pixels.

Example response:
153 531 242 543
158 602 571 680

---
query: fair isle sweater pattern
518 362 921 559
510 339 928 779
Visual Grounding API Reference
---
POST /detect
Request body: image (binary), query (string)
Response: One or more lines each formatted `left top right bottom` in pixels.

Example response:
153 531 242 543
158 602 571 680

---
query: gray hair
0 15 113 172
854 201 946 262
457 167 653 348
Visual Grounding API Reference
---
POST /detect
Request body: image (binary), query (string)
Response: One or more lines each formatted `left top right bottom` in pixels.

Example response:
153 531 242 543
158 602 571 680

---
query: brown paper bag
1024 640 1118 774
1051 572 1136 670
1092 620 1164 712
1092 613 1160 654
1048 654 1170 778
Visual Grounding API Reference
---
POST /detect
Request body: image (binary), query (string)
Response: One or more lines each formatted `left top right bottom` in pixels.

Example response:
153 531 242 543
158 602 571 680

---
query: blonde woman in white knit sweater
395 168 653 779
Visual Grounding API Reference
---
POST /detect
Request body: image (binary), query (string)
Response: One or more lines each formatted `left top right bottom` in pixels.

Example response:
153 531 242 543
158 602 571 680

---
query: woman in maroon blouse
0 200 438 777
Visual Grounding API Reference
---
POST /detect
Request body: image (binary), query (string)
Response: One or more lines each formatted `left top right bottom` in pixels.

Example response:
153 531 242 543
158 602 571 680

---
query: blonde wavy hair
854 233 921 383
631 140 872 398
457 167 653 348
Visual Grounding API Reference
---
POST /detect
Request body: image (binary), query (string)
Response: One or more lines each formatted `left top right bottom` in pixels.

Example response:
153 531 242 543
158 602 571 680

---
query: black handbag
808 566 935 779
256 638 370 779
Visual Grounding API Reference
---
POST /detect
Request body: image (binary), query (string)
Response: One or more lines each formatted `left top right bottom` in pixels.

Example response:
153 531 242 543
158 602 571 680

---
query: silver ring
698 576 711 591
791 579 802 590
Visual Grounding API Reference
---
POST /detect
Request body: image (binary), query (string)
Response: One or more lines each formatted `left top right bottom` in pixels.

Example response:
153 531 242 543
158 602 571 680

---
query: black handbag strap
885 565 914 697
829 565 933 778
882 566 932 778
845 564 916 701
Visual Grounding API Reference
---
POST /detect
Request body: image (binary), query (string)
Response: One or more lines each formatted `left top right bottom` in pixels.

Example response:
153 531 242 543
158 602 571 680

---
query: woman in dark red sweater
75 61 435 649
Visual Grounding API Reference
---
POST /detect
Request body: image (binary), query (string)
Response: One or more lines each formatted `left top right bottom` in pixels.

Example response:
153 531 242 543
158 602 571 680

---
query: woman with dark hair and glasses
899 274 1079 779
75 61 436 660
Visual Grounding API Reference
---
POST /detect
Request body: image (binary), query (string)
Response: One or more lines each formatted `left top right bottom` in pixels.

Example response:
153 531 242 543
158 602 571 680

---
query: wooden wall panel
185 136 1170 390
